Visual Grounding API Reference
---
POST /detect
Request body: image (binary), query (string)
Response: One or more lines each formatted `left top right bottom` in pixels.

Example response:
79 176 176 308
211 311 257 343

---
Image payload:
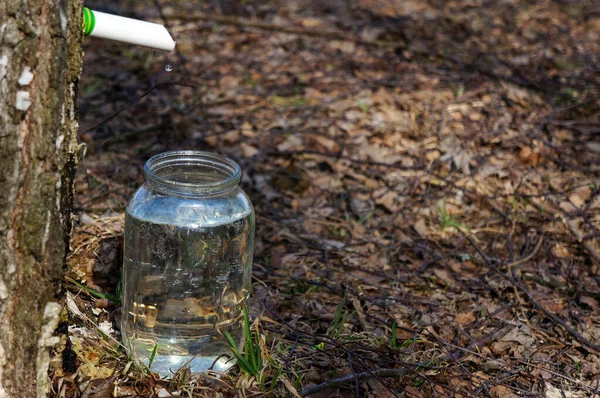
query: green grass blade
178 369 187 388
66 277 121 304
251 336 261 370
148 343 158 369
224 330 240 352
332 291 347 338
254 334 263 370
233 351 255 375
242 307 259 369
225 330 256 376
269 366 282 390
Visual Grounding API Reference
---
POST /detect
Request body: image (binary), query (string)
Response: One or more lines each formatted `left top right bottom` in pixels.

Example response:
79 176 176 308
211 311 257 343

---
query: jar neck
143 151 241 197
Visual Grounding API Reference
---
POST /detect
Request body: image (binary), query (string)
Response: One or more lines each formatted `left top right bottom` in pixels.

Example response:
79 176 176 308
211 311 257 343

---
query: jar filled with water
121 151 255 377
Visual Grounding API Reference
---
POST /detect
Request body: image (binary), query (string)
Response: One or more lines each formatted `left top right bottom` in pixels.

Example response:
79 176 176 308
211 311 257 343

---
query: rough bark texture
0 0 82 396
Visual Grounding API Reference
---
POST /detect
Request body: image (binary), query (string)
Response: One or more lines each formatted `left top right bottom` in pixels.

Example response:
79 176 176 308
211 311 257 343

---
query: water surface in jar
121 210 253 376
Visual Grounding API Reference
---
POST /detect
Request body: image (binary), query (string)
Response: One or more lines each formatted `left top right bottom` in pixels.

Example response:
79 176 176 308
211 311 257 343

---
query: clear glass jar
121 151 255 377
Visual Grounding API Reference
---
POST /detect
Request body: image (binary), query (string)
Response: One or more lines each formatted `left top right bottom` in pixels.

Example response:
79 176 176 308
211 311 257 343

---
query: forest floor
53 0 600 397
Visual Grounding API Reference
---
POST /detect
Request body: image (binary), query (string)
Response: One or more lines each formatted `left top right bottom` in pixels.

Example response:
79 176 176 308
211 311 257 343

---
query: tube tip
85 9 178 52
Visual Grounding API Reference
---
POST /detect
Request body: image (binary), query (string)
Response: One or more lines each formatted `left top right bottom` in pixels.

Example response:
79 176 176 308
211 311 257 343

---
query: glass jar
121 151 255 377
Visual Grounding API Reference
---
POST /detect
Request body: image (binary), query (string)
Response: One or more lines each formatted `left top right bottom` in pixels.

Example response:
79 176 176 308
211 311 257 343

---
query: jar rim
144 150 241 196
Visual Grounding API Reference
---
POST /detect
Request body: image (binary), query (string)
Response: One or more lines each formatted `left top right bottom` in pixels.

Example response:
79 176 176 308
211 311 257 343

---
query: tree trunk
0 0 82 396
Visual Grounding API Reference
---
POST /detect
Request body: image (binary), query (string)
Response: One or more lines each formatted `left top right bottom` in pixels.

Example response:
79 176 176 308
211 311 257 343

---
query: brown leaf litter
55 0 600 396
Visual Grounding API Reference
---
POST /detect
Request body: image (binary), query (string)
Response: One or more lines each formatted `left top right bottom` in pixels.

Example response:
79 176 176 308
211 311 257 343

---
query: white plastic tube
83 8 176 52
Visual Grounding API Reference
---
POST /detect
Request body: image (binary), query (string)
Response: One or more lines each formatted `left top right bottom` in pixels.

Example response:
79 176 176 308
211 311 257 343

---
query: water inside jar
121 210 253 376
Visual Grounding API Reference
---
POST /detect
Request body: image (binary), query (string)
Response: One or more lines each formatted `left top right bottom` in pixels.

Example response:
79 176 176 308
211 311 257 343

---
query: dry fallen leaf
579 296 598 310
350 195 375 216
371 87 395 105
468 111 482 121
544 381 587 398
357 142 403 164
501 325 536 346
586 142 600 153
240 143 260 158
518 145 542 166
569 185 592 207
454 312 476 325
306 134 340 152
490 385 518 398
374 190 398 212
300 17 323 27
82 378 114 398
414 219 429 238
433 268 456 288
551 243 570 258
559 201 577 212
277 135 303 152
156 388 172 398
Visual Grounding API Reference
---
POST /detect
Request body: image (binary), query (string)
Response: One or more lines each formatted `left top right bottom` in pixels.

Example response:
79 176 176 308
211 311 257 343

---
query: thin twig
300 368 408 397
466 236 600 353
99 122 169 149
507 235 544 306
263 301 403 398
439 324 514 362
507 235 544 269
82 82 194 135
267 297 513 397
347 351 359 398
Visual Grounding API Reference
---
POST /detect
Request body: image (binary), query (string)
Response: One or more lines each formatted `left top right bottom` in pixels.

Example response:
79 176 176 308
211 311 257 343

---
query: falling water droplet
165 64 173 72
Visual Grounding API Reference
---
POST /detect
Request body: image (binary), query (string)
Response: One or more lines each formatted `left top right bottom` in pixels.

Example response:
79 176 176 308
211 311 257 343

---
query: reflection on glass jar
121 151 255 377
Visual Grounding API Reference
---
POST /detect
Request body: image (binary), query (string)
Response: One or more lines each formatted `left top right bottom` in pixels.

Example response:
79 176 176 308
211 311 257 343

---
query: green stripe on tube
83 8 96 36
